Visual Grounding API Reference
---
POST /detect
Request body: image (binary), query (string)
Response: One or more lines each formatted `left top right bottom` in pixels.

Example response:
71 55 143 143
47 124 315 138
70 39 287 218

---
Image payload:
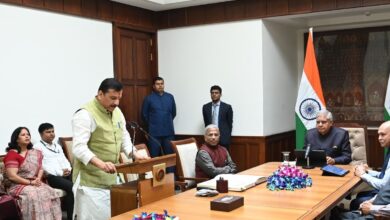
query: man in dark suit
304 109 352 165
202 85 233 150
339 178 390 219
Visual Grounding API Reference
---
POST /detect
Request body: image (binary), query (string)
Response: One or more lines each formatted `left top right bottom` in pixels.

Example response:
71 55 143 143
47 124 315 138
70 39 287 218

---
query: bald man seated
350 121 390 210
195 124 237 179
304 110 352 165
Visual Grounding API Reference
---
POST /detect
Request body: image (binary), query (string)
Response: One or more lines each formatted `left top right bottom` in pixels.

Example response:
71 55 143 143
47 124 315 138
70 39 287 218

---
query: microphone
128 121 139 129
303 144 314 169
126 121 165 156
126 121 137 161
305 144 311 159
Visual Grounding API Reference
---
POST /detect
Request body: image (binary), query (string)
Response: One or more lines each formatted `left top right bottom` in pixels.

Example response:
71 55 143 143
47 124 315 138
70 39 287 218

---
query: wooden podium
111 154 176 217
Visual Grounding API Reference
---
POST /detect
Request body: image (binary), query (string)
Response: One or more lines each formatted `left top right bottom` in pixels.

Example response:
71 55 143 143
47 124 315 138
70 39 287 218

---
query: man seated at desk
304 109 352 165
339 179 390 220
351 121 390 210
195 124 237 178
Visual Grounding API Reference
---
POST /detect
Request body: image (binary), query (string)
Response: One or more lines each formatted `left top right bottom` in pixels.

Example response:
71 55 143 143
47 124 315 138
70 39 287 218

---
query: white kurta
72 108 137 220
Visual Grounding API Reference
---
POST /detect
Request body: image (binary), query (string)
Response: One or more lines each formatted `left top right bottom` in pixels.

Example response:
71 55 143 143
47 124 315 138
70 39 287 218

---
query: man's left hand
326 156 335 165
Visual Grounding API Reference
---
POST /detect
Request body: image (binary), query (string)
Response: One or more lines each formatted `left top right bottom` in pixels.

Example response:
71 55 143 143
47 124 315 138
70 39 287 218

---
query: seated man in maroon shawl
195 124 237 178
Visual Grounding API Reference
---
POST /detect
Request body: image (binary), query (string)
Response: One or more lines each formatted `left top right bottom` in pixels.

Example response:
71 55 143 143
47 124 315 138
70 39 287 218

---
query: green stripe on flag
295 113 307 149
385 109 390 121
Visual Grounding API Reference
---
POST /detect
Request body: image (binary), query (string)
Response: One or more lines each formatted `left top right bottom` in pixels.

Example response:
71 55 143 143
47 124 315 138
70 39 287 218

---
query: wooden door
113 25 156 144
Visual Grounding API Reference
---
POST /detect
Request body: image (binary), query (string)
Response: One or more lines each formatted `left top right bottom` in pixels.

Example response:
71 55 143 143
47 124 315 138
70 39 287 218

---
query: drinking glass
281 151 290 165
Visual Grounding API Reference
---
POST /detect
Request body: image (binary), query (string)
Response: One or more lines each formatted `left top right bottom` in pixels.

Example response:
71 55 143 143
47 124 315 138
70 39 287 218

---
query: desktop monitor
294 149 327 167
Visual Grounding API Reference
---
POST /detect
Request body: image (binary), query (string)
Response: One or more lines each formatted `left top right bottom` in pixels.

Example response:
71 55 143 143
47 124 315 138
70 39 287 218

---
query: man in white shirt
352 121 390 210
33 123 73 220
72 78 149 220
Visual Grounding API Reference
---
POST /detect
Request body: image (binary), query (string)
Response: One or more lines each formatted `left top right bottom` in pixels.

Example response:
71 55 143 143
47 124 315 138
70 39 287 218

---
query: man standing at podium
72 78 149 220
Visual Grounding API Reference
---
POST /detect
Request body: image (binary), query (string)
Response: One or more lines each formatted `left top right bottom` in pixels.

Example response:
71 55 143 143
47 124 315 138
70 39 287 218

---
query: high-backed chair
335 123 371 208
335 123 369 166
119 144 152 182
58 137 74 165
171 138 208 191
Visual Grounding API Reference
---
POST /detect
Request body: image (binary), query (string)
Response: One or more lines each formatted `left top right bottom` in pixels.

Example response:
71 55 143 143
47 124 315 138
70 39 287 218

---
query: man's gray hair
205 124 219 134
316 109 333 121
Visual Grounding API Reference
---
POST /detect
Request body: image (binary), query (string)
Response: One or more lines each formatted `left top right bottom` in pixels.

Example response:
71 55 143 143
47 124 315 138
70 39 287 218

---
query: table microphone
126 121 139 161
305 144 311 159
303 144 314 169
127 121 166 156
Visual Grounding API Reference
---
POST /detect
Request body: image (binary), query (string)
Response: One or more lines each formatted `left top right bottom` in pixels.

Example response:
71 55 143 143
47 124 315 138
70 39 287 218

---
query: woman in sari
3 127 62 220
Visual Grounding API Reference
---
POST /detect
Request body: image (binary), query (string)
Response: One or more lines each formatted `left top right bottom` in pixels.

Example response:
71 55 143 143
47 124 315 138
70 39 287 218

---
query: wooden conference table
111 162 361 220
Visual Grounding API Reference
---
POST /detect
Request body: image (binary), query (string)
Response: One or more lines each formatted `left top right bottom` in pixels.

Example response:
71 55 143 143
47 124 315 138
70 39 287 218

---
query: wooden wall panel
81 0 98 18
44 0 63 12
204 3 225 23
0 0 156 31
1 0 21 4
139 10 154 30
363 0 390 6
120 86 136 122
24 0 43 8
225 1 245 21
288 0 312 14
336 0 362 8
155 0 390 29
230 136 265 172
135 38 150 81
63 0 81 15
119 35 135 82
96 0 112 20
169 9 187 27
187 6 206 25
265 131 296 163
267 0 288 16
245 0 267 18
156 11 170 29
123 6 140 27
312 0 336 11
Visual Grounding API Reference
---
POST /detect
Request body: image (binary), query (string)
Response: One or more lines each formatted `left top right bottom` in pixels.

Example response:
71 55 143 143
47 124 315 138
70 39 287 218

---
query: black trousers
47 174 74 220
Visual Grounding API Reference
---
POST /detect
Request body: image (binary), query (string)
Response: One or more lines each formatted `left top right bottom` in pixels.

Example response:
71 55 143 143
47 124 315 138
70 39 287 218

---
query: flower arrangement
266 165 312 191
132 210 178 220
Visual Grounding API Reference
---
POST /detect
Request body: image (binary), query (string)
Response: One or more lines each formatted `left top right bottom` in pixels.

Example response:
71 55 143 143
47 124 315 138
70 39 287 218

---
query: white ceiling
111 0 234 11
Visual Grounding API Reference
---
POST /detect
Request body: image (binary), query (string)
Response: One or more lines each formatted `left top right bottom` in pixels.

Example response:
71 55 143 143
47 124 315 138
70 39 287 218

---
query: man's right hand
90 157 117 174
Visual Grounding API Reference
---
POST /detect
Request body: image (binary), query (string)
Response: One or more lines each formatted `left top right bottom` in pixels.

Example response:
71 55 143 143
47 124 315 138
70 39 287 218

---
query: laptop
294 149 327 167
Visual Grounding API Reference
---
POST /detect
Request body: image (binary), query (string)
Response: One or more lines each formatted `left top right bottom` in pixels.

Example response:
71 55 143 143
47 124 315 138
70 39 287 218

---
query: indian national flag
295 28 326 149
385 76 390 121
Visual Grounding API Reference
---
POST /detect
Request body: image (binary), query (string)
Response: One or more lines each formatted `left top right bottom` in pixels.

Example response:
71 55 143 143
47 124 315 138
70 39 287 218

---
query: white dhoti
73 174 111 220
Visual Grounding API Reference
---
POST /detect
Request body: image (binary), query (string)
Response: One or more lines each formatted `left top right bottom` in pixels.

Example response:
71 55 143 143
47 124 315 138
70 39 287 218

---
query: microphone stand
303 157 315 169
131 126 136 162
138 126 166 156
126 123 137 161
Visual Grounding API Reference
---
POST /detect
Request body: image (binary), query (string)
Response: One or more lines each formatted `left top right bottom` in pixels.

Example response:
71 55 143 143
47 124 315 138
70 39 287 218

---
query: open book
197 174 267 192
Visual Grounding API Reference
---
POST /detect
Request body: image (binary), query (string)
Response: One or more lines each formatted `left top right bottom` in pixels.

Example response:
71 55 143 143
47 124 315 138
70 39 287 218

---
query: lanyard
40 140 59 154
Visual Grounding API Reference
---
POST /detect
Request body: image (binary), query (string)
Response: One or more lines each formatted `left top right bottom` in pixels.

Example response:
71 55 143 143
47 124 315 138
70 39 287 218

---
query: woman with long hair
3 127 61 220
